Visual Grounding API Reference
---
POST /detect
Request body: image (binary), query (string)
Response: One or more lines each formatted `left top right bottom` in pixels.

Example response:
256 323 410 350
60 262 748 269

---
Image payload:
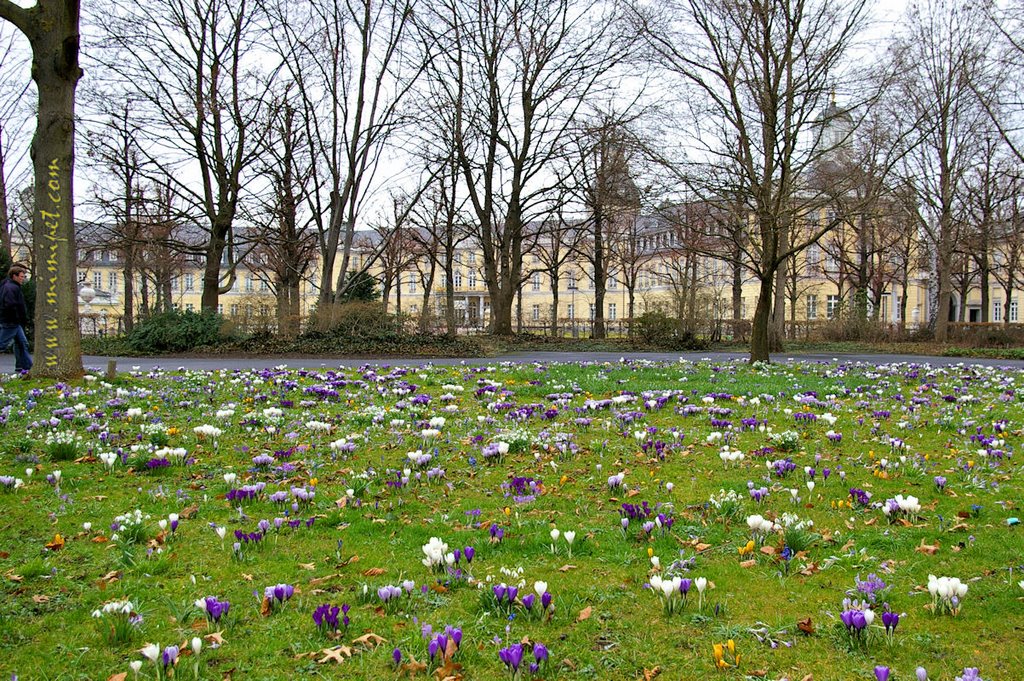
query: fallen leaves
204 631 227 647
362 567 387 577
558 564 577 572
643 666 662 680
576 605 592 622
317 646 352 664
797 617 815 635
915 540 940 556
44 534 65 551
353 632 387 649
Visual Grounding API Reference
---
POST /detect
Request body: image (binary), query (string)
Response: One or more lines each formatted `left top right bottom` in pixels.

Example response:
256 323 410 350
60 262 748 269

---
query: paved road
81 350 1024 373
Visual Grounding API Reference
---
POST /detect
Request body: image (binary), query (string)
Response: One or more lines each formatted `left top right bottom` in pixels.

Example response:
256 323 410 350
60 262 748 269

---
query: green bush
125 309 233 353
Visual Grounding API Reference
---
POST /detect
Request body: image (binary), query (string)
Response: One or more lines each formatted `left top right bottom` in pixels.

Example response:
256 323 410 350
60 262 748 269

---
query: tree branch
0 0 32 37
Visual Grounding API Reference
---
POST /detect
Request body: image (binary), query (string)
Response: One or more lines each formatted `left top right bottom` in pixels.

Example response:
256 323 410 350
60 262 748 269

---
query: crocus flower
140 643 160 663
498 643 524 672
161 645 179 669
875 666 890 681
916 668 928 681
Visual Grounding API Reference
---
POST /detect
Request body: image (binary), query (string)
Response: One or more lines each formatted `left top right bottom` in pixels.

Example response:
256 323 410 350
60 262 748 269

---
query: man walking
0 264 32 374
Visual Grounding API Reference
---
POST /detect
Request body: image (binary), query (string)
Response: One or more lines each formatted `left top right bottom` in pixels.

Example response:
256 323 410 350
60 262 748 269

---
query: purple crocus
522 593 536 611
392 648 402 666
875 666 890 681
498 643 524 671
533 642 549 663
541 591 552 610
463 546 475 563
161 645 179 669
881 610 900 634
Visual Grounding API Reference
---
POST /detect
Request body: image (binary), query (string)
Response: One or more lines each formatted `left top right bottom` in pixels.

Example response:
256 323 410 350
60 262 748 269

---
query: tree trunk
0 124 11 258
749 274 775 362
549 279 560 336
11 0 84 378
122 260 135 332
419 264 436 334
201 225 228 312
444 260 456 338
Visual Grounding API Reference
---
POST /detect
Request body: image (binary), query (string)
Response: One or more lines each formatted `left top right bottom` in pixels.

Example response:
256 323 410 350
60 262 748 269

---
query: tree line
1 0 1023 375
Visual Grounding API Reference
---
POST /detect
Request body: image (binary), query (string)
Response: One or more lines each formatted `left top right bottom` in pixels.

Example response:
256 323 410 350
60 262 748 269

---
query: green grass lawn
0 359 1021 680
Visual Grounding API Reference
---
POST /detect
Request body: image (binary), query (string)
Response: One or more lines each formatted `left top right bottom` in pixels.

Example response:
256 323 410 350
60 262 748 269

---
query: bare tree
891 0 995 340
95 0 274 313
560 114 643 338
420 0 625 335
636 0 874 361
262 0 424 309
252 94 319 337
84 100 150 331
408 165 471 336
0 23 33 259
0 0 84 377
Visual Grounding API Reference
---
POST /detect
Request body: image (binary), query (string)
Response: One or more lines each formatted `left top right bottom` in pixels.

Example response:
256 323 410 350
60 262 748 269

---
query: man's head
8 265 27 284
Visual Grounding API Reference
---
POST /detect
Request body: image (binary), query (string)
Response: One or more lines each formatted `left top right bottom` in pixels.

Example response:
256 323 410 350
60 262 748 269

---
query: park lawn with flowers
0 359 1022 681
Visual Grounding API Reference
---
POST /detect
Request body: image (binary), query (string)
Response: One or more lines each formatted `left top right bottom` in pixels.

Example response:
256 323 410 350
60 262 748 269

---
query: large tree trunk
10 0 84 378
122 260 135 332
201 225 229 311
749 274 775 363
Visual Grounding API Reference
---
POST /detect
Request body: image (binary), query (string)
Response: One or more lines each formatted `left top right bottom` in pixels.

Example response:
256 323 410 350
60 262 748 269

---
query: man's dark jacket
0 277 28 326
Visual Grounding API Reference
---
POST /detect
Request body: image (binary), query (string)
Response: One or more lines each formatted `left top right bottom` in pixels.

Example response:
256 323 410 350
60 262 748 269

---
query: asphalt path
81 350 1024 373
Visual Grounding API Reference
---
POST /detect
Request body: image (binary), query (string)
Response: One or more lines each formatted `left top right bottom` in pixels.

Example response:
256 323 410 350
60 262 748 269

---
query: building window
245 304 253 317
468 252 476 265
217 304 224 314
171 276 179 292
260 305 269 316
608 275 617 290
567 303 575 320
245 274 254 292
994 300 1003 322
589 303 595 320
568 270 577 290
1011 299 1019 323
826 295 841 319
186 303 194 311
230 304 239 316
185 273 194 291
806 294 818 320
260 278 269 292
532 304 540 321
454 270 463 288
468 270 476 289
805 245 821 274
609 303 617 320
93 272 102 290
108 272 118 292
407 272 417 294
532 272 541 291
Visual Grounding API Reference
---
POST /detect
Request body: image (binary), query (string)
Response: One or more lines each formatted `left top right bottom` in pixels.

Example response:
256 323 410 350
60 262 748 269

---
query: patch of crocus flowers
927 575 968 615
312 602 350 634
712 639 739 671
498 641 548 680
262 583 294 611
